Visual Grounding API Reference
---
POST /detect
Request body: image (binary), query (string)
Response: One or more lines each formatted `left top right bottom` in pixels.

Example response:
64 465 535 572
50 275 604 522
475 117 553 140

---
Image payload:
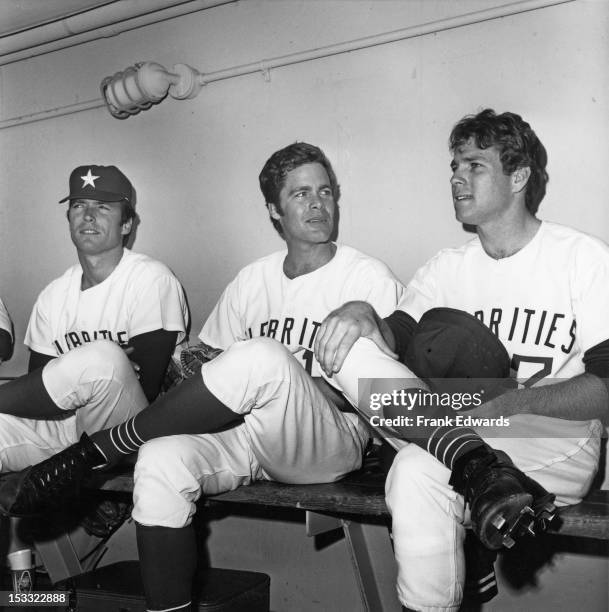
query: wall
1 0 608 610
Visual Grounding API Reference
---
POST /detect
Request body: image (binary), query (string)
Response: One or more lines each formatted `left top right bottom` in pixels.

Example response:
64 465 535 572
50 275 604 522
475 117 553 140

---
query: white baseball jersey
130 244 404 527
398 221 609 385
25 249 189 356
0 298 12 339
200 244 404 380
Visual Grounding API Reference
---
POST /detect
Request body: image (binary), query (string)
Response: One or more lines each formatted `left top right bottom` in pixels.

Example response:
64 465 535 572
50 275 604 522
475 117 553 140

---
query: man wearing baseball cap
0 163 188 474
59 165 134 206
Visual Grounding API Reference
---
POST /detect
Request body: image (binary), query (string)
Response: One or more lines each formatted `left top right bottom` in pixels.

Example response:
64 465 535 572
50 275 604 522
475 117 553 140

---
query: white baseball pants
0 340 146 472
385 416 602 612
132 337 369 528
325 339 603 611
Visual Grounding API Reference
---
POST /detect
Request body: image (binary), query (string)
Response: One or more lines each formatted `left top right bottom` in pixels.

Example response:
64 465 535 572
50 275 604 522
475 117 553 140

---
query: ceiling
0 0 116 38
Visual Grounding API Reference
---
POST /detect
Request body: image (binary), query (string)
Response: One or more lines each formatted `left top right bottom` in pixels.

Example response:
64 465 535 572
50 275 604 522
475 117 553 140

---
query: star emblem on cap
81 169 100 188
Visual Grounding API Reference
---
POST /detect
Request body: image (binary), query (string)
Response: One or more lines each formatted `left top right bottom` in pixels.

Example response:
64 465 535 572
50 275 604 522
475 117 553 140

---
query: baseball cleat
452 448 556 550
0 433 106 517
521 472 557 531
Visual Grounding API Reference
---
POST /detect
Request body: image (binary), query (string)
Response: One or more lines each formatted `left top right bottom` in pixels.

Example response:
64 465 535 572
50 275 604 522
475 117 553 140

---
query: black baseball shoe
0 433 106 517
451 447 556 550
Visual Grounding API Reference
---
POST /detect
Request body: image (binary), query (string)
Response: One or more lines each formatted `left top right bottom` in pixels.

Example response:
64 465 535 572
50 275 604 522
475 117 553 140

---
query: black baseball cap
404 307 514 399
59 165 133 204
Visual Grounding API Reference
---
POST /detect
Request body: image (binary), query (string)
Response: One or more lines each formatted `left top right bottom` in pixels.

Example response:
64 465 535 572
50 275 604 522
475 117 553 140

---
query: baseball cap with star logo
59 165 133 204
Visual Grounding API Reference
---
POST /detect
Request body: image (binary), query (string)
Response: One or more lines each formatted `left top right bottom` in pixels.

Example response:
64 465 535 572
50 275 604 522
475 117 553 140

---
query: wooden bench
13 460 609 612
91 463 609 540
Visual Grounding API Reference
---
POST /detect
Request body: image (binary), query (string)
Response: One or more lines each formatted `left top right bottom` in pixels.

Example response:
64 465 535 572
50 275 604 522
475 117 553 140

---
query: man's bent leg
0 414 76 473
0 370 58 418
42 340 147 436
132 427 261 611
0 336 364 516
203 337 368 482
0 342 148 515
0 341 146 473
386 444 464 612
333 339 554 549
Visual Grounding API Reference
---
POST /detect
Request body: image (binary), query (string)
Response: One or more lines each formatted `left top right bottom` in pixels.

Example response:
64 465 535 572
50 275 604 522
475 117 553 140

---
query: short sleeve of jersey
125 268 189 342
395 254 442 321
342 257 405 318
199 275 245 350
0 298 12 339
571 237 609 353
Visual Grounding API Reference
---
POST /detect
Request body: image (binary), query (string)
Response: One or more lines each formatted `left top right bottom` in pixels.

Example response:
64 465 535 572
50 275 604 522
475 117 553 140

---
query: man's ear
268 202 281 220
121 217 133 236
512 166 531 194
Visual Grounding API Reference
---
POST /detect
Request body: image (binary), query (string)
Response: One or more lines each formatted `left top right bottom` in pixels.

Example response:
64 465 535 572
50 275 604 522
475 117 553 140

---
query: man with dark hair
314 109 608 611
259 141 341 236
0 165 189 474
0 298 13 362
0 143 405 612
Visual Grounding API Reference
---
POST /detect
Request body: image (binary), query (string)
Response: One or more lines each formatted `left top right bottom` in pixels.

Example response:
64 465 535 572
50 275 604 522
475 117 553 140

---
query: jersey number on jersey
300 349 314 375
512 354 553 387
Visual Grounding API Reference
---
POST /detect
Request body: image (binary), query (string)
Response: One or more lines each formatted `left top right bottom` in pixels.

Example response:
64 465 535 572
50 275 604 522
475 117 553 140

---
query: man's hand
314 301 397 376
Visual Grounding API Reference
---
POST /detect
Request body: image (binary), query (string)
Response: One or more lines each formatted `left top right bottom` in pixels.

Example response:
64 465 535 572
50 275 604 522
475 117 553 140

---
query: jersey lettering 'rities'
53 329 129 354
473 307 576 354
247 317 322 349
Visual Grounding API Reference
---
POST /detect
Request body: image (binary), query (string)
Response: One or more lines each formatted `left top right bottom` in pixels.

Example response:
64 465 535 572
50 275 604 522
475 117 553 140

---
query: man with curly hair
315 109 608 611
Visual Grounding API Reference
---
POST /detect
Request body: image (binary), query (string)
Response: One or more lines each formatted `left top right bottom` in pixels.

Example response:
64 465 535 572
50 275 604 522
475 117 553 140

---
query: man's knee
47 340 130 379
135 438 191 486
386 445 449 503
133 439 199 528
231 337 291 364
215 337 295 381
74 339 129 368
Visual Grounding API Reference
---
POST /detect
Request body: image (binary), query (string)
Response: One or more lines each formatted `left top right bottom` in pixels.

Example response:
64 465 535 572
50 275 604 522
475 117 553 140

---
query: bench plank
547 490 609 540
91 469 609 541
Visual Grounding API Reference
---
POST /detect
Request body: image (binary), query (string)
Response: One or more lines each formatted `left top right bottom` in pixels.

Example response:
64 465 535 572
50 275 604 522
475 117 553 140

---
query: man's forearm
482 373 608 422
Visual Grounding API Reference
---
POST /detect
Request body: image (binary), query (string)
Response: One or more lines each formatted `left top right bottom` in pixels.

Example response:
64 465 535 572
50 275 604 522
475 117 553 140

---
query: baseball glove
162 341 223 391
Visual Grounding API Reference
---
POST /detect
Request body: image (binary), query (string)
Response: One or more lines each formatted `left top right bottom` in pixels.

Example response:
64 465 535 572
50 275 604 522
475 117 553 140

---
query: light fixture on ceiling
100 61 203 119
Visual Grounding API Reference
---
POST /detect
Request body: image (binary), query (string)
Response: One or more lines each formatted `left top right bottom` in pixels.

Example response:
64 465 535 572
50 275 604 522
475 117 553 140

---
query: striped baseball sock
105 419 145 456
90 372 240 464
426 425 488 470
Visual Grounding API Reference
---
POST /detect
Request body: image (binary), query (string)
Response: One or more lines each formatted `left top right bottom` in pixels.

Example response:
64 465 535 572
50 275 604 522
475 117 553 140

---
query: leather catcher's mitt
163 342 223 391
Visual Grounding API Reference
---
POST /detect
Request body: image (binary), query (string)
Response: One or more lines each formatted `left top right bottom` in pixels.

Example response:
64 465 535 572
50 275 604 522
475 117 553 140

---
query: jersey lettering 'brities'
474 307 575 354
